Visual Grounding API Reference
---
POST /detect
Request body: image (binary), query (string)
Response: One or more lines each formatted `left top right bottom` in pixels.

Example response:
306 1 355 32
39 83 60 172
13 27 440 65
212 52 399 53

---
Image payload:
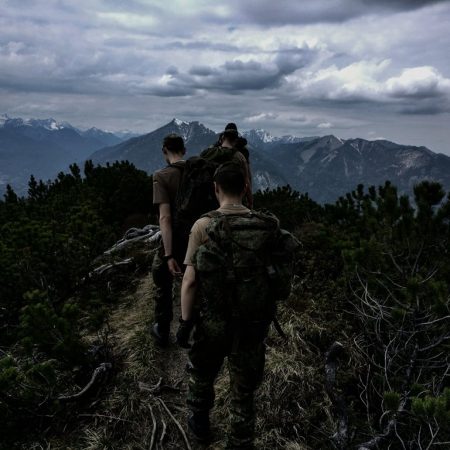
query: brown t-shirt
152 161 185 207
184 204 250 265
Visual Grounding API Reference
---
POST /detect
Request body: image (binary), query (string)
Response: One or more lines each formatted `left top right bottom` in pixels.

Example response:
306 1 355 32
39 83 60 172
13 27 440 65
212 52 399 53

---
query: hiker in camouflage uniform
151 134 186 346
201 123 253 208
177 162 281 449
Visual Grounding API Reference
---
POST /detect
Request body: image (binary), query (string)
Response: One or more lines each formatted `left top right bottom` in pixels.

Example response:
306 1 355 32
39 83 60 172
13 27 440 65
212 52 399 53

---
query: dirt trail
50 270 309 449
97 274 225 450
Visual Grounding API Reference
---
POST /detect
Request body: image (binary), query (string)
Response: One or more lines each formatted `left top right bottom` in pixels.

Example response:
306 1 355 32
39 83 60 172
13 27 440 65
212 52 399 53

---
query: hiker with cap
176 162 298 449
150 133 187 346
220 122 250 162
201 123 253 208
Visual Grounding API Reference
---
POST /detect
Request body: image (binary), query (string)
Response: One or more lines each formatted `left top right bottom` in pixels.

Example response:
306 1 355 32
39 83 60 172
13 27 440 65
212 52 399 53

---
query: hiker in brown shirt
151 133 186 346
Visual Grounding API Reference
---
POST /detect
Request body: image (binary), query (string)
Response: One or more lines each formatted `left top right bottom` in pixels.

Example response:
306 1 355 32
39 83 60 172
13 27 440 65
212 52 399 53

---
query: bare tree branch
58 363 112 401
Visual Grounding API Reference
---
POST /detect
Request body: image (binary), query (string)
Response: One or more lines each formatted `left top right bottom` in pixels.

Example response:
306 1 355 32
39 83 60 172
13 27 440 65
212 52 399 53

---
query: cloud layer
0 0 449 153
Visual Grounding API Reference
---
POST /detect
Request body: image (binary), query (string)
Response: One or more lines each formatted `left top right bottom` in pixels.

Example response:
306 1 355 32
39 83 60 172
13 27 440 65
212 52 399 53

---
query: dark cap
225 122 238 131
223 122 239 138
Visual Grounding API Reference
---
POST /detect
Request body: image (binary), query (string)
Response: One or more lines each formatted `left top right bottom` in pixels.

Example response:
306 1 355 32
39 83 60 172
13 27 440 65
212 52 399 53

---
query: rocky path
82 274 226 450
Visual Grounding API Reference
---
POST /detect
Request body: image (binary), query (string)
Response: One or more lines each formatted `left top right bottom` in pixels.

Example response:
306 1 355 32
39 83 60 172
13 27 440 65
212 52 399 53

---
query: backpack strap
201 210 224 219
201 210 255 220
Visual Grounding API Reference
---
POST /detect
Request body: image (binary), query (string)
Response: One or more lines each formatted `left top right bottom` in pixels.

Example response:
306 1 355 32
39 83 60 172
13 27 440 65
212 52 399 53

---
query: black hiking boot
150 323 169 347
188 411 211 443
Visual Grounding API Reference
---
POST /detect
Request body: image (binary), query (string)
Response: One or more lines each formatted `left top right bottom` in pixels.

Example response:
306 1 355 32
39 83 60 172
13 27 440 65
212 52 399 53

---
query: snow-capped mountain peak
25 118 65 131
279 135 301 143
1 115 68 131
0 114 9 127
243 128 315 145
172 118 189 127
167 118 213 141
243 129 276 145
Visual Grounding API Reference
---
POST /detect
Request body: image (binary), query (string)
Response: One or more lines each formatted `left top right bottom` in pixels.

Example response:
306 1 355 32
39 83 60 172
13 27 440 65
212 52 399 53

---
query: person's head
213 162 246 200
162 133 185 162
221 123 239 147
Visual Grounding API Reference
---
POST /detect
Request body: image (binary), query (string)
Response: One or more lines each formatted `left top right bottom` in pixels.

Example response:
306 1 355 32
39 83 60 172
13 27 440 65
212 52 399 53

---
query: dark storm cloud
165 66 179 76
1 0 450 154
160 41 245 52
188 66 215 76
149 46 316 96
275 48 315 75
149 83 196 97
360 0 447 7
229 0 449 25
149 60 280 96
400 103 450 114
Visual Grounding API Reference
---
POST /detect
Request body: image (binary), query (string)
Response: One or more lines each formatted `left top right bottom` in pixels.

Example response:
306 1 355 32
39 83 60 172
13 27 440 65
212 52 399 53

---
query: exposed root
157 397 192 450
148 404 157 450
58 363 112 402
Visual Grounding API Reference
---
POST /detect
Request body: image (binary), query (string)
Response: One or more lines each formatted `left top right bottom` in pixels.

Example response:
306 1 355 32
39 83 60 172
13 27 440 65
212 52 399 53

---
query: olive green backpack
193 210 299 324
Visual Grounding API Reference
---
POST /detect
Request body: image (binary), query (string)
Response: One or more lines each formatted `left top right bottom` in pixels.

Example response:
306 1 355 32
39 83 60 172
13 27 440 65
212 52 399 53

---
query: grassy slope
44 274 343 449
37 222 357 449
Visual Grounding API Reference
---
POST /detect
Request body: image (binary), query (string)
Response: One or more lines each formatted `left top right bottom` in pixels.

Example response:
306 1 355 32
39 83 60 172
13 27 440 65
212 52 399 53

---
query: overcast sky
1 0 449 154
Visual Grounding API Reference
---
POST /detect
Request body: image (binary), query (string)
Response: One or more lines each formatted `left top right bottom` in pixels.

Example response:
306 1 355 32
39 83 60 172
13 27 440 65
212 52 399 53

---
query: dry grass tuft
48 269 345 449
212 304 336 449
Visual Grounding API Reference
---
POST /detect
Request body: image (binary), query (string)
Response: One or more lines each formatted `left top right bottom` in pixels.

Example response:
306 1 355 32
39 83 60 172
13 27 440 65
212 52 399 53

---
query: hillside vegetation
1 162 449 449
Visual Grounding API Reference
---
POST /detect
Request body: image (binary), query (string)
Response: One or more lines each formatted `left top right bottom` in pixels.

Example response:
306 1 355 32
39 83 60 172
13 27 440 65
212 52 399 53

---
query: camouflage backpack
171 156 218 239
192 210 299 324
199 144 237 164
172 147 239 239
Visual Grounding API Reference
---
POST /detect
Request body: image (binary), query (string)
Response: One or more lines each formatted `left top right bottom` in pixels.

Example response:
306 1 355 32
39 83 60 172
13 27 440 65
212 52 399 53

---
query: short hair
213 162 246 196
163 133 185 154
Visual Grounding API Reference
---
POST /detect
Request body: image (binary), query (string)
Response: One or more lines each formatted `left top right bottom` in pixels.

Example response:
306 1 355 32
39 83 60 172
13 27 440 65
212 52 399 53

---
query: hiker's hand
176 318 194 349
167 258 182 277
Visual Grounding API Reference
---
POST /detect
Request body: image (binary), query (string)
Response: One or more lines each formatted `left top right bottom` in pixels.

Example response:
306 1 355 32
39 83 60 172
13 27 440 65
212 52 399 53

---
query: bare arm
159 202 173 256
181 265 197 321
159 202 181 276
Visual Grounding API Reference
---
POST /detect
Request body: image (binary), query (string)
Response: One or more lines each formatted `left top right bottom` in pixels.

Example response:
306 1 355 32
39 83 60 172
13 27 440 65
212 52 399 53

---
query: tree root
148 404 157 450
139 378 182 395
58 363 112 402
157 397 192 450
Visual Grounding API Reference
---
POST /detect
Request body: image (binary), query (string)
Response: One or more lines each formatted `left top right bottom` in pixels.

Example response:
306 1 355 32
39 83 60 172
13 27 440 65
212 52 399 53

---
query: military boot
188 411 211 442
150 322 169 347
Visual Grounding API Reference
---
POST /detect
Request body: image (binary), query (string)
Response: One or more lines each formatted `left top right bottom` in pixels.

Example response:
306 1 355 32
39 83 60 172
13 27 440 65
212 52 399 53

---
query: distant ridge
2 115 450 202
0 115 128 194
89 119 450 202
90 118 288 191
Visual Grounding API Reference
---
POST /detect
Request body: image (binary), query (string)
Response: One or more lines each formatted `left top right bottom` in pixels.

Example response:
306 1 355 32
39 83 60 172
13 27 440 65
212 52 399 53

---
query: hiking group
151 123 298 449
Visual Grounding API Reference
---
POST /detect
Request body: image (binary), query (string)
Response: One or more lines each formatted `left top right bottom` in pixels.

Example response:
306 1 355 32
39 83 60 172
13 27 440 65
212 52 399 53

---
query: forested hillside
1 164 449 449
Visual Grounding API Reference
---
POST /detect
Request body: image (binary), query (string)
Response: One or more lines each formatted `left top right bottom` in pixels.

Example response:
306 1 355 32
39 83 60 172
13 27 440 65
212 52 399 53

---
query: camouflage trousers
187 317 269 449
151 243 184 328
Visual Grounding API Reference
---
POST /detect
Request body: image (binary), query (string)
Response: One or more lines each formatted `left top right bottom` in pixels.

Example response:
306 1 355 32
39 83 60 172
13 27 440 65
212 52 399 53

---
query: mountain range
0 114 138 194
91 119 450 203
90 119 289 191
263 135 450 203
2 115 450 203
